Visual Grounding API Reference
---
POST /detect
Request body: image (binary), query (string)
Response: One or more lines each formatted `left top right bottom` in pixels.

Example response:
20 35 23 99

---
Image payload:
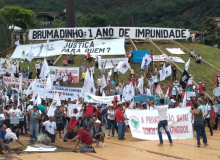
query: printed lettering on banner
155 85 163 95
125 107 193 140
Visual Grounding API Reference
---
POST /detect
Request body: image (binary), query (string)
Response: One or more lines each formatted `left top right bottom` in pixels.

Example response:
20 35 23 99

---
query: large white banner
98 58 128 69
11 38 125 59
153 54 185 63
28 27 189 40
166 48 186 55
84 93 120 105
49 66 79 83
125 107 193 140
35 82 82 100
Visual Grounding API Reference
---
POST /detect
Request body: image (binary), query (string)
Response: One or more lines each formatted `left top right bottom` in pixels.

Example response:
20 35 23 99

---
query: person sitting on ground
68 53 74 64
5 125 27 148
190 49 196 58
42 116 57 143
66 126 96 153
63 114 78 142
91 120 105 148
196 54 202 63
83 113 94 134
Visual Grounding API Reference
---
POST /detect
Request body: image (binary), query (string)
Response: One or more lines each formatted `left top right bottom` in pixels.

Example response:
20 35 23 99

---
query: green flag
186 87 191 92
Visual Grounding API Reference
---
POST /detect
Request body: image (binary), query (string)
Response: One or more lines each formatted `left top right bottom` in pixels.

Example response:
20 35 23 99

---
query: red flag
165 84 171 97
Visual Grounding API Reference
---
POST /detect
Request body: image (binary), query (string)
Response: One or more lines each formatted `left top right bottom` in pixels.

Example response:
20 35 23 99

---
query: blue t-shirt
38 105 45 117
0 130 5 139
198 105 204 111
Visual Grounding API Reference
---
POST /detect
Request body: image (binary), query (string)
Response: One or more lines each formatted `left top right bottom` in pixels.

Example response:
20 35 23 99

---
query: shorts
154 82 158 86
56 123 63 131
210 119 216 124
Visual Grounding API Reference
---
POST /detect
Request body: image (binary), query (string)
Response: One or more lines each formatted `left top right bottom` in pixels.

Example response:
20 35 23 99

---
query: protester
83 113 94 133
172 65 177 82
0 124 11 156
91 119 105 148
111 61 118 81
63 114 78 142
107 104 118 138
35 61 41 78
196 54 202 63
42 116 57 143
213 100 219 130
63 57 68 66
54 104 64 139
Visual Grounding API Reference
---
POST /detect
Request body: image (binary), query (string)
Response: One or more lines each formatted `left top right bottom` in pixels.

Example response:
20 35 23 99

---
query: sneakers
102 143 104 148
96 141 99 147
170 143 173 146
111 135 114 137
107 136 110 139
157 143 163 146
92 147 96 153
204 143 208 146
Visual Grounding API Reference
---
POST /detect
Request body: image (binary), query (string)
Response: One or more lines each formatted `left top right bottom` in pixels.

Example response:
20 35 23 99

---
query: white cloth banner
35 82 82 100
24 146 57 152
28 27 189 40
186 92 196 99
166 48 185 54
153 54 185 63
67 104 82 118
49 66 79 83
125 107 193 140
84 93 120 105
98 58 128 69
11 39 125 58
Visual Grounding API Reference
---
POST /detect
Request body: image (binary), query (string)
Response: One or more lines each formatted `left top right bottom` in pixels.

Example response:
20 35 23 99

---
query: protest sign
35 82 82 100
84 93 120 105
153 54 185 63
0 58 13 70
28 27 189 40
166 48 185 54
11 39 125 58
49 66 79 83
186 91 196 99
98 58 128 69
125 107 193 140
67 104 82 117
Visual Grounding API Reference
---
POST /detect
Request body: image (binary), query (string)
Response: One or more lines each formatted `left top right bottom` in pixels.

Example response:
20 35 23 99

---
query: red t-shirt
198 85 204 93
83 106 96 117
96 108 102 119
116 108 125 122
77 129 94 144
67 119 78 133
128 78 136 86
87 53 91 58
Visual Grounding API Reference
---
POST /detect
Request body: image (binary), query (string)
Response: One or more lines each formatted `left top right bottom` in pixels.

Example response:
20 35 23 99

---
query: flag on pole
182 92 187 107
125 82 134 101
40 58 50 78
31 91 36 103
102 91 106 97
27 49 34 62
100 75 107 92
141 54 152 70
51 93 61 108
117 59 130 74
137 76 144 94
107 69 112 82
165 84 171 97
165 65 171 77
81 69 96 95
159 63 166 81
43 75 53 93
185 58 190 71
36 94 41 105
179 70 190 89
25 78 36 96
17 77 22 106
15 40 19 46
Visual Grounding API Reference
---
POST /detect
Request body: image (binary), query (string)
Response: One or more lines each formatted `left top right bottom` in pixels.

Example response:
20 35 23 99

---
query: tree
52 17 66 28
76 13 86 27
201 17 219 33
0 11 8 51
1 5 35 40
85 14 108 27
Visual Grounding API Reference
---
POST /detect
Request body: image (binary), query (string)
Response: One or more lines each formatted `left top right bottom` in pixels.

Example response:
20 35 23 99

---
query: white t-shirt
8 109 22 124
171 87 177 96
43 121 57 134
27 105 33 112
5 128 18 140
155 105 168 121
196 56 202 61
152 75 158 83
145 88 152 96
90 66 95 73
0 113 5 122
204 104 211 118
52 74 56 82
35 64 40 69
188 77 193 85
107 109 116 120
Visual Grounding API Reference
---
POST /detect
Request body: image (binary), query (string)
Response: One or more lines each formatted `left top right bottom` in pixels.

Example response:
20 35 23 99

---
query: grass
16 41 220 97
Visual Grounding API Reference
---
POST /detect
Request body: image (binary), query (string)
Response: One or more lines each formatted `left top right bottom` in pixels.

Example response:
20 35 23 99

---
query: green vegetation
0 11 8 51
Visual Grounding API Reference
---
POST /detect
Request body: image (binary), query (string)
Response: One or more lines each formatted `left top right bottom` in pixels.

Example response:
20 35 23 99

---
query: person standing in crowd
66 126 96 153
38 100 46 118
18 105 25 135
111 61 118 81
147 98 173 146
80 62 86 74
116 102 128 140
7 102 22 139
87 53 93 63
83 113 94 133
66 72 73 87
63 114 78 142
203 99 213 136
27 105 41 143
47 57 55 66
3 106 10 128
213 100 219 130
172 65 177 82
54 104 64 139
0 108 5 126
116 83 124 100
82 102 97 121
100 60 107 76
150 49 154 66
107 104 118 139
209 101 216 130
42 116 57 143
35 61 41 78
68 53 74 64
191 103 208 147
81 70 87 83
91 120 105 148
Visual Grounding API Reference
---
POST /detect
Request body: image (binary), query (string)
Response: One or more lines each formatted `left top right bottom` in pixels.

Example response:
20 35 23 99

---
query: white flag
15 40 19 46
51 93 61 108
27 49 34 62
25 78 36 96
137 76 144 94
47 106 55 117
125 82 134 101
31 91 36 103
100 75 107 92
43 75 53 93
185 58 190 71
40 58 50 78
117 59 130 74
141 54 152 70
81 69 96 95
108 69 112 77
102 91 106 97
129 100 134 109
165 65 171 77
44 39 50 50
17 77 22 106
36 94 41 105
12 63 16 73
16 61 19 71
159 63 166 81
21 51 26 60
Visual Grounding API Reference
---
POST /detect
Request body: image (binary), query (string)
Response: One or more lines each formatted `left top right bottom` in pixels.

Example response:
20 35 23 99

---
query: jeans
101 114 108 128
80 143 93 152
213 114 219 130
63 131 77 142
37 69 41 78
113 72 118 81
194 123 207 145
24 116 27 133
117 121 125 140
30 123 39 141
0 139 10 149
172 73 176 82
205 118 213 135
107 119 118 136
158 120 172 144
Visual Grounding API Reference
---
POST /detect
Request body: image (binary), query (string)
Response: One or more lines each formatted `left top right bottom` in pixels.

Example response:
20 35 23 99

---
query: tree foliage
0 11 8 51
52 17 66 28
201 17 219 33
85 14 108 27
